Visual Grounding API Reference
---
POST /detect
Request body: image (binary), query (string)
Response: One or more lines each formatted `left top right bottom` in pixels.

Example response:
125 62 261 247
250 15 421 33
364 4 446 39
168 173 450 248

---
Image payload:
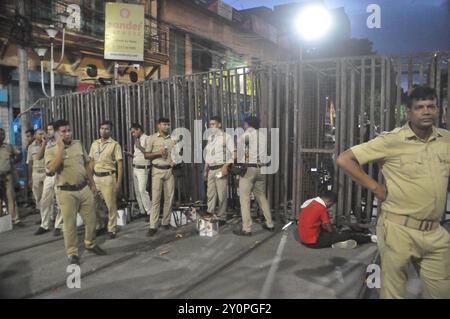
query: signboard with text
104 3 144 61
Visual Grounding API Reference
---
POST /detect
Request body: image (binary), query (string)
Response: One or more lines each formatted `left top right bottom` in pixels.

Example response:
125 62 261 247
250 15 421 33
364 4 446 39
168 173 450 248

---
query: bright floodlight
295 6 332 41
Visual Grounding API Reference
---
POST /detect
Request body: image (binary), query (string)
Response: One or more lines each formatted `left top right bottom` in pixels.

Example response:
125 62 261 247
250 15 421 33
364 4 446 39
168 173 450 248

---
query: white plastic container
0 212 13 233
76 213 84 227
117 209 127 226
197 217 219 237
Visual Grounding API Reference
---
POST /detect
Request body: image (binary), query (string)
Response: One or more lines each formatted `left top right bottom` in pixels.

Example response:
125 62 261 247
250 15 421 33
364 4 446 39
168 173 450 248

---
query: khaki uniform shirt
0 143 16 175
147 132 177 166
89 138 123 173
205 130 234 165
26 140 45 171
133 133 151 166
351 123 450 221
44 140 55 174
45 140 90 187
238 128 268 164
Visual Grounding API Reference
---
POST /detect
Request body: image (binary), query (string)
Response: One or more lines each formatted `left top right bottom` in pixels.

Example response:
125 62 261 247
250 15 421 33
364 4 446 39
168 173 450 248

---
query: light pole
35 21 66 112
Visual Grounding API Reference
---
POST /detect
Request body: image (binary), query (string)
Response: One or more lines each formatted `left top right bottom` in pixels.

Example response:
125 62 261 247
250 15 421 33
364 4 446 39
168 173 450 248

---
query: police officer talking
46 119 107 265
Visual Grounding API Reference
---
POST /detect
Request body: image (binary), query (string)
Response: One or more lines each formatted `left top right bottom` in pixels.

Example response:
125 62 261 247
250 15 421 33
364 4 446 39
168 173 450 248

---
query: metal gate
38 52 450 225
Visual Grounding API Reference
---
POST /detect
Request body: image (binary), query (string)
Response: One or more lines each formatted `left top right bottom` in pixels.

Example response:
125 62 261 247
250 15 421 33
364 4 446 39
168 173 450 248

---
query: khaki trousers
94 174 117 232
133 167 152 215
55 186 96 257
207 168 228 219
377 212 450 299
238 167 273 232
40 175 63 230
32 171 46 211
2 174 20 223
149 167 174 229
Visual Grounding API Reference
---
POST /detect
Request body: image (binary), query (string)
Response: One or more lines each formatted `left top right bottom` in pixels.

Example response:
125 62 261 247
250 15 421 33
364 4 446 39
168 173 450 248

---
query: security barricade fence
37 52 450 225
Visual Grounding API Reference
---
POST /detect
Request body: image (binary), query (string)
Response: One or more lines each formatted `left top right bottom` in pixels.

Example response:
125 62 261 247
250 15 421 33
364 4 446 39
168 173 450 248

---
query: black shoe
13 221 25 229
34 227 49 235
146 228 157 237
262 224 275 232
218 220 227 227
233 229 252 236
68 255 80 265
53 228 62 237
96 228 107 236
108 232 116 239
86 245 107 256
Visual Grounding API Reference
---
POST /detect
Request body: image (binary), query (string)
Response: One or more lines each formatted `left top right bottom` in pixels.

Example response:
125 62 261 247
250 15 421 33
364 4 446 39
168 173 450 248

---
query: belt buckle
419 220 432 231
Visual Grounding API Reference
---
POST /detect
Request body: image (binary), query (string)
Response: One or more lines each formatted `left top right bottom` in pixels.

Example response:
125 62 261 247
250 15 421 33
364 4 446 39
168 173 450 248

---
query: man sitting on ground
298 191 376 249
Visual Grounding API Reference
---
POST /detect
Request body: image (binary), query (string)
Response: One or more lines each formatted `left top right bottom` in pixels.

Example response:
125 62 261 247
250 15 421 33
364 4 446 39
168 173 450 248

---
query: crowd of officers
0 86 448 299
0 115 274 266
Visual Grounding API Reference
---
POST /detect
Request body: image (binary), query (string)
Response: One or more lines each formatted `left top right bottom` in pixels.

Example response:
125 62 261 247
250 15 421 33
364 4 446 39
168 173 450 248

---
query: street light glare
295 6 332 41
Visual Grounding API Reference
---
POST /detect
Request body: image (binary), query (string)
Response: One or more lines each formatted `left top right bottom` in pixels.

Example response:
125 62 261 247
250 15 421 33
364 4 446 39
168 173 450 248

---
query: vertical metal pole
333 60 341 201
338 60 347 223
447 57 450 129
296 62 304 219
366 57 376 223
429 55 436 88
16 0 29 149
283 64 290 218
386 58 391 130
274 66 281 213
407 56 413 94
346 68 356 222
396 62 402 127
267 66 274 209
356 58 366 222
435 56 442 125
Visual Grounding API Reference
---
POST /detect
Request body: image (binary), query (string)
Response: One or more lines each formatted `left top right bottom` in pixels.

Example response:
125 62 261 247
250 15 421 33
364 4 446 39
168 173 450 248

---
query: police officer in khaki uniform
27 129 46 223
233 116 274 236
136 118 177 236
204 116 233 224
128 123 152 216
89 120 123 239
35 123 63 236
0 128 23 228
46 119 106 265
337 86 450 299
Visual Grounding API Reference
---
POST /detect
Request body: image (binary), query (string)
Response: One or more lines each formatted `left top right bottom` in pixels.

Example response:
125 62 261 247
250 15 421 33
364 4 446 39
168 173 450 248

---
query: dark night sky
223 0 449 54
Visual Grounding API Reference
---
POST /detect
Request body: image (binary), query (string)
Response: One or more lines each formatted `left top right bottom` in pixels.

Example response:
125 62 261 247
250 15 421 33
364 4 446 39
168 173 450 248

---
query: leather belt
58 181 88 192
153 164 171 170
209 165 224 170
133 164 151 169
384 211 439 232
94 171 115 177
46 172 55 177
